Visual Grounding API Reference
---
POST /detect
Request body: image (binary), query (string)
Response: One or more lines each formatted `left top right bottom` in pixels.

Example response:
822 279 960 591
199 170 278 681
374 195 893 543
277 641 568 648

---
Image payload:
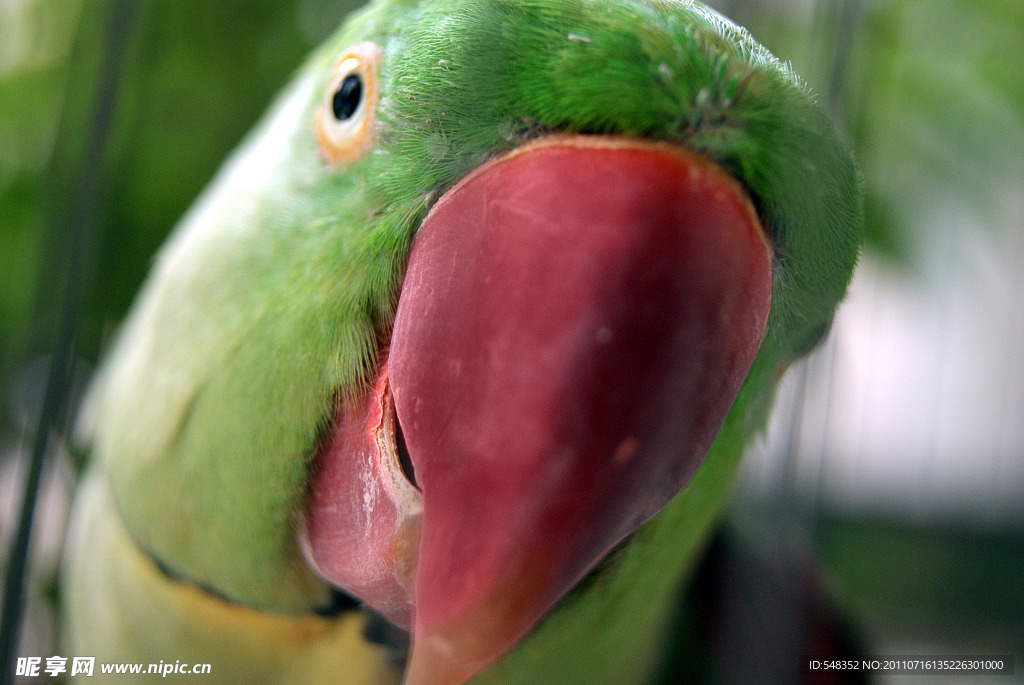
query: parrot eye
316 41 381 165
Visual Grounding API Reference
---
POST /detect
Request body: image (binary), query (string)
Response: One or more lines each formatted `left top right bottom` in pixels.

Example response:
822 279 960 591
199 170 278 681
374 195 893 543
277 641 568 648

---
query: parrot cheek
301 364 422 628
389 136 773 685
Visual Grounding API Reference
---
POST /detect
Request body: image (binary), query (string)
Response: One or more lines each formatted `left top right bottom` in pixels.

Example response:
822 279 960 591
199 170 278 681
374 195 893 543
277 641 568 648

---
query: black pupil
332 74 362 121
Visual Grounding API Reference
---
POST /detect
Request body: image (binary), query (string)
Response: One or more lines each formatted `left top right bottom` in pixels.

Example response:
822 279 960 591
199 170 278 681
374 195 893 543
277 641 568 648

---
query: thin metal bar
826 0 863 122
0 1 139 681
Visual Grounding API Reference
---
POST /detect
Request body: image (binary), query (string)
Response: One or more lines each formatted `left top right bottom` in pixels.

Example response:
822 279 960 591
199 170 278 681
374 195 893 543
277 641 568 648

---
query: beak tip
403 632 479 685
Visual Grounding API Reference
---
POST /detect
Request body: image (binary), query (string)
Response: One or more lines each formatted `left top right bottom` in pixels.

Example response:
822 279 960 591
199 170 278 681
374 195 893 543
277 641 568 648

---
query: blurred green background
1 0 1022 681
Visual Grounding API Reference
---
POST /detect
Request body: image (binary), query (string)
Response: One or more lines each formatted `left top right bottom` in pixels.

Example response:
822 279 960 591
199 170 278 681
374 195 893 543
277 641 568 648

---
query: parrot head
77 1 861 683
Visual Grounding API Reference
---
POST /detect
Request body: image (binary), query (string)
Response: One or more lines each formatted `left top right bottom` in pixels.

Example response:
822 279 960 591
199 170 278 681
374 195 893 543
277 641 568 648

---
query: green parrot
61 0 862 683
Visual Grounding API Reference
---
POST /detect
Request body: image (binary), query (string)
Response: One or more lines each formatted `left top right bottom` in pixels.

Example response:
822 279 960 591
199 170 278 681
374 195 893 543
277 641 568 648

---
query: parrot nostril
395 416 418 489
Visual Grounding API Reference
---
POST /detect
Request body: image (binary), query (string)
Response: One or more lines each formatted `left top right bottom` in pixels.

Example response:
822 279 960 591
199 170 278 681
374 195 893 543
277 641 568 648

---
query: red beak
305 136 772 685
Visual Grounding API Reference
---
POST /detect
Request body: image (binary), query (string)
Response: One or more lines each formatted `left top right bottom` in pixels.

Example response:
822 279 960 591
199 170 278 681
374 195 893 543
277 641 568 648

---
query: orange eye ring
315 41 382 166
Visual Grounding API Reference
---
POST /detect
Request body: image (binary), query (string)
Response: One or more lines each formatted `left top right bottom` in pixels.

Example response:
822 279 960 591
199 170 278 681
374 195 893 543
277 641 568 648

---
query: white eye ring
316 41 381 165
